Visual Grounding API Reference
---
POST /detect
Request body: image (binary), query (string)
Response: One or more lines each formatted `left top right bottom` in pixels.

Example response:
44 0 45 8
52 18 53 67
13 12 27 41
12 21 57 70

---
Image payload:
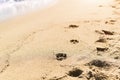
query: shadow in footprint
96 47 108 52
95 30 104 35
96 38 106 43
86 60 111 68
55 53 67 61
105 19 116 25
69 25 79 28
68 68 83 77
95 30 115 35
102 30 114 35
70 39 79 44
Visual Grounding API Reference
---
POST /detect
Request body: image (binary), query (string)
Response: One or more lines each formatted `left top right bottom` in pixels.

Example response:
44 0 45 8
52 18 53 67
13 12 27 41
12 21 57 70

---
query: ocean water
0 0 57 21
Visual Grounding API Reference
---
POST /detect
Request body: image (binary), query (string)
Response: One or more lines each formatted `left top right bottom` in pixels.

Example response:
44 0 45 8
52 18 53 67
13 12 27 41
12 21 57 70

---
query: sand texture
0 0 120 80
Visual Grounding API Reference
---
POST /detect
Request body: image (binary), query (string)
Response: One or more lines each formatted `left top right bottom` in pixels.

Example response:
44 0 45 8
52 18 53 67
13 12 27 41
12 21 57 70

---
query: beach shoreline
0 0 57 22
0 0 120 80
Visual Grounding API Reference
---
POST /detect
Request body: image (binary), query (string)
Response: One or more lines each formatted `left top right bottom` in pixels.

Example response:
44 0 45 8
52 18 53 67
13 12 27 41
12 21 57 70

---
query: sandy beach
0 0 120 80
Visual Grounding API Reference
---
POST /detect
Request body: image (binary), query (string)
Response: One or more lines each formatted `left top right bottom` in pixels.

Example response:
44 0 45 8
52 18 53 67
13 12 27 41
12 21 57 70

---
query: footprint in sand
95 30 115 35
98 5 103 7
55 53 67 61
105 19 117 25
68 68 83 77
96 37 107 43
86 59 111 68
68 24 79 28
102 30 115 35
0 54 10 74
70 39 79 44
96 47 109 52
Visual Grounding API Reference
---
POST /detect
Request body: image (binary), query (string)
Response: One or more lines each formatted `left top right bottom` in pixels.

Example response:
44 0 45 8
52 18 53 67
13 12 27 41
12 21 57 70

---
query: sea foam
0 0 57 21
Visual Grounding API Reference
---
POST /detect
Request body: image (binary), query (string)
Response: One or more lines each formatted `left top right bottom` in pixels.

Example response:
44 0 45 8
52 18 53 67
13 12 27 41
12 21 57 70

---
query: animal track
0 54 10 74
70 39 79 44
55 53 67 61
86 60 111 68
96 37 107 43
69 24 79 28
0 30 41 55
68 68 83 77
95 30 115 35
105 19 117 25
96 47 109 52
102 30 114 35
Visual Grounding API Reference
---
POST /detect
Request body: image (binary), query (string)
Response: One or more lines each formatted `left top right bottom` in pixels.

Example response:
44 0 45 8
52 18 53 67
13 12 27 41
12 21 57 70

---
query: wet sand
0 0 120 80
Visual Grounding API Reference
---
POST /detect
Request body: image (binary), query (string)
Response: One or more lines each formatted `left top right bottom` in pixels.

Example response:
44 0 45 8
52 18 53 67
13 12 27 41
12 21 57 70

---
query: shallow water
0 0 57 21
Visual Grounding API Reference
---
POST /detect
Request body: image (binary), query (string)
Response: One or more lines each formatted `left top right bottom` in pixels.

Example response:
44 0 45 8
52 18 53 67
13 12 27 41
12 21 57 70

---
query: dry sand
0 0 120 80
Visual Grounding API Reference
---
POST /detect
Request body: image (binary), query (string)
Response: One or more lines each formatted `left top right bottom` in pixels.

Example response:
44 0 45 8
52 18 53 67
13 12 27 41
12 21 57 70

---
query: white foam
0 0 57 21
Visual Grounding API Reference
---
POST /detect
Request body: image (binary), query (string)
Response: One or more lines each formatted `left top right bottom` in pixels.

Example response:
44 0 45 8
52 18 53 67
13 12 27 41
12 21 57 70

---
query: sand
0 0 120 80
